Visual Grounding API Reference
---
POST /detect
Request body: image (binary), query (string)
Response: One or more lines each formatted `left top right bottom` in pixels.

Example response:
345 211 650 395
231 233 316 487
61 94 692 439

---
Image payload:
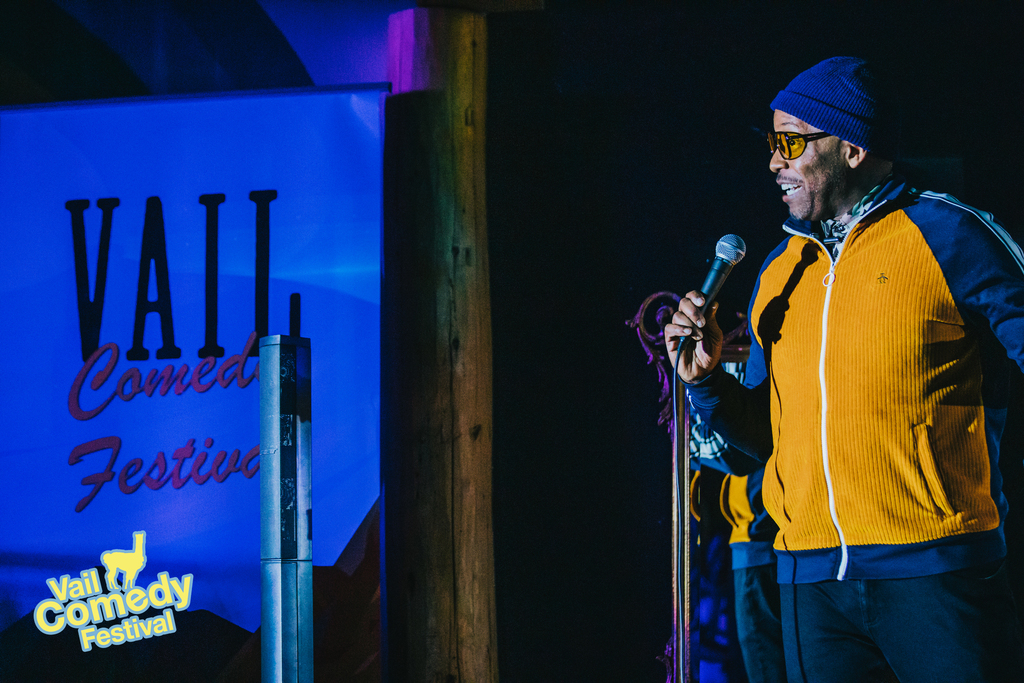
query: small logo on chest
877 272 889 284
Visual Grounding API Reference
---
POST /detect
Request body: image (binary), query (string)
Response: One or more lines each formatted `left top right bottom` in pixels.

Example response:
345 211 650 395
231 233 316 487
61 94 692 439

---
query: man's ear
845 142 869 169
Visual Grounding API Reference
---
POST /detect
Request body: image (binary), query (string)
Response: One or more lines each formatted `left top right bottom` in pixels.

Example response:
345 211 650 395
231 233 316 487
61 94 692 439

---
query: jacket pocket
913 422 956 518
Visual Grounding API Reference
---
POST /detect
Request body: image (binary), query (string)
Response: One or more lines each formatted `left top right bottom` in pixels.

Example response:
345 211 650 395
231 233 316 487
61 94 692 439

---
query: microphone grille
716 234 747 265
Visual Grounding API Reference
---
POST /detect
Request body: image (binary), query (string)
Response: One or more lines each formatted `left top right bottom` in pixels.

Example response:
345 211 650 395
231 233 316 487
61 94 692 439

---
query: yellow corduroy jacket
688 176 1024 583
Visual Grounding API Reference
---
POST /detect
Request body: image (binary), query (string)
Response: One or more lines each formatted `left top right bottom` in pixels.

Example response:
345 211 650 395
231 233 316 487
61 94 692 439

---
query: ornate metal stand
628 293 751 683
627 291 694 683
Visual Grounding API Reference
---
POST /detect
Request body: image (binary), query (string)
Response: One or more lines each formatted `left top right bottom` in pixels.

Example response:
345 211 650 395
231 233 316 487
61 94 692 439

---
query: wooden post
381 7 497 682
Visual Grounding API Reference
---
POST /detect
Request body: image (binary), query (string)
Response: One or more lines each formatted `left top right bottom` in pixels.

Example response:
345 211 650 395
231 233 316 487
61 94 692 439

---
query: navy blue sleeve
909 192 1024 371
696 444 768 476
685 269 774 463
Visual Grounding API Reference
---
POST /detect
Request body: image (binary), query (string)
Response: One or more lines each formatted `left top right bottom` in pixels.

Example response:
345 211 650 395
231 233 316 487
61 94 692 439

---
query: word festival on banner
33 531 194 653
65 191 277 511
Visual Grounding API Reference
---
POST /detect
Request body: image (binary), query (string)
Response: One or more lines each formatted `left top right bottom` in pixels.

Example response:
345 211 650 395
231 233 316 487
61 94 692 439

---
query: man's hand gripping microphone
666 234 747 383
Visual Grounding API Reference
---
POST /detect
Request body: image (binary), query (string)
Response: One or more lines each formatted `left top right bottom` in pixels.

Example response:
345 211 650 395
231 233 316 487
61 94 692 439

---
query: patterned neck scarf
821 173 892 258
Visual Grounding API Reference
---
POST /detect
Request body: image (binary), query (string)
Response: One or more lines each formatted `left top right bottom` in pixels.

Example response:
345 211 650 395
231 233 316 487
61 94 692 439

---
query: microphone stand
626 292 698 683
674 372 696 683
629 295 751 683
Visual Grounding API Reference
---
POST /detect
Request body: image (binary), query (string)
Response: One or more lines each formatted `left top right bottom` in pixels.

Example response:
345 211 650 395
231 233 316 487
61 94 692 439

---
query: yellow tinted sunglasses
767 130 833 160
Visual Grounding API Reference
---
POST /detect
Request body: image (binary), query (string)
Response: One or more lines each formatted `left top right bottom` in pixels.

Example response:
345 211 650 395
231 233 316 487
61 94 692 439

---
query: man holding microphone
666 56 1024 682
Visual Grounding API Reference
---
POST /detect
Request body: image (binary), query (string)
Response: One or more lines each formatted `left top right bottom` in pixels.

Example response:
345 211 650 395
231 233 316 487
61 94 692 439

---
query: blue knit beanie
770 56 899 160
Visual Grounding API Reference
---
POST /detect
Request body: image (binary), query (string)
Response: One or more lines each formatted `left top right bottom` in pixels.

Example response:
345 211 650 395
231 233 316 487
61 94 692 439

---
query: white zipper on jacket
780 199 890 581
819 244 849 579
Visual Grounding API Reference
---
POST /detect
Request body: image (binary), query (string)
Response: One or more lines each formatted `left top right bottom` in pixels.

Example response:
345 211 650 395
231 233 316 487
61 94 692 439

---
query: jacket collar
782 173 909 238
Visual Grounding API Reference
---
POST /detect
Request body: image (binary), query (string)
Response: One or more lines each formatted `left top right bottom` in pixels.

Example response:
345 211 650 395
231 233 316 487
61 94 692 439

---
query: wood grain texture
382 8 496 682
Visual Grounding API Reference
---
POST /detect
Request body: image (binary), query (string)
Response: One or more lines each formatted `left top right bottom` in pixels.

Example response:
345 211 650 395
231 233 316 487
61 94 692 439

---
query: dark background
4 2 1024 681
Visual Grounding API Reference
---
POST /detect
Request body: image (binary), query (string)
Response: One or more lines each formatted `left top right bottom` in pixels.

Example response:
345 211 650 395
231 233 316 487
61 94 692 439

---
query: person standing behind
666 56 1024 682
716 465 786 683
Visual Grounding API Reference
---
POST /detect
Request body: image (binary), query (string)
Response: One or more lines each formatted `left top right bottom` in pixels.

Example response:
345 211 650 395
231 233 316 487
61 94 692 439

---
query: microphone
697 234 747 315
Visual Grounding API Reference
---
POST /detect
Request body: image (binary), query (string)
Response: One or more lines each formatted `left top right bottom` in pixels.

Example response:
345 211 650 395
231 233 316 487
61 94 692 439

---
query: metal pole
673 375 696 682
260 335 313 683
626 291 706 682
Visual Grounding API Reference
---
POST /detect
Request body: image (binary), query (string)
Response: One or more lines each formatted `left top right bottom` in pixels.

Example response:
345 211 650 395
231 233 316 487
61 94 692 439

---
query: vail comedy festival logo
33 531 193 652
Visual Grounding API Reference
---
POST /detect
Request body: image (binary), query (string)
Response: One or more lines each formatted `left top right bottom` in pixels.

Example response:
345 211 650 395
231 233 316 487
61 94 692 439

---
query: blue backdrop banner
0 88 383 633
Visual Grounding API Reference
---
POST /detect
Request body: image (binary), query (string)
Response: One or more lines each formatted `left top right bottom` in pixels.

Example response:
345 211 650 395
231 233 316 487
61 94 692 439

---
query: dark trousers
734 563 787 683
780 559 1024 683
